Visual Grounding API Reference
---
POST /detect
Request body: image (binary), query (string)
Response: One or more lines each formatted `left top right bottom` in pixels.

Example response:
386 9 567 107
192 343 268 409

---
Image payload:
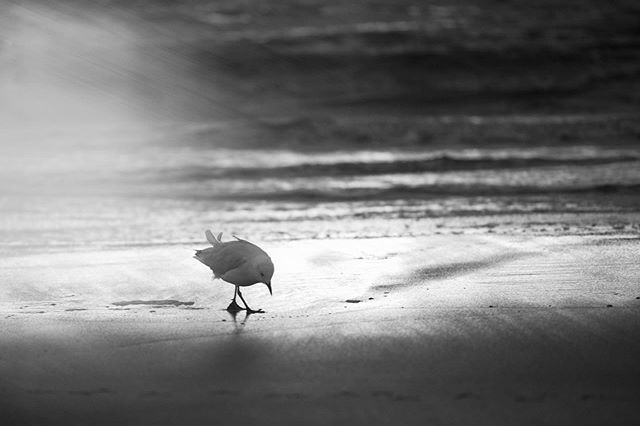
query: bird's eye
260 272 264 277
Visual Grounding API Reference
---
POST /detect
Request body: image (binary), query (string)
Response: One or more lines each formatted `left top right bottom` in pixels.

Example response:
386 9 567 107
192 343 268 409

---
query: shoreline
1 210 639 259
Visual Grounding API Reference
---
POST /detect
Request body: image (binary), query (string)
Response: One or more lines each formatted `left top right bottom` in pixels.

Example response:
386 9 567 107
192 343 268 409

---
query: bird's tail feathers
205 230 223 246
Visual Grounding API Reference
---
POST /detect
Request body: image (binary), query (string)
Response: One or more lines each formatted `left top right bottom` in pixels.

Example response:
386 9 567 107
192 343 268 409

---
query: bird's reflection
226 309 255 334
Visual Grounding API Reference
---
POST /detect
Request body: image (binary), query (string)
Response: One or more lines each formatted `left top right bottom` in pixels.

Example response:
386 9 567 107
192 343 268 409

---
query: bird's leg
237 288 264 314
226 286 244 312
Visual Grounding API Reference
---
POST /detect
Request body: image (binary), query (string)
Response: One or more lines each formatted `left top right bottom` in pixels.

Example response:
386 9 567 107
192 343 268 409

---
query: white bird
194 230 274 313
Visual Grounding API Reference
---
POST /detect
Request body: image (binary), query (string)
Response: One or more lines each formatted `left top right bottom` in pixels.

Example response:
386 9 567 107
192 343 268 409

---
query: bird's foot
226 300 244 312
245 308 265 314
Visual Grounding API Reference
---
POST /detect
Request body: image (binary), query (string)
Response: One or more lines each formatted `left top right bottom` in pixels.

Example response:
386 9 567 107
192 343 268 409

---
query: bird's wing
194 243 249 276
231 237 269 258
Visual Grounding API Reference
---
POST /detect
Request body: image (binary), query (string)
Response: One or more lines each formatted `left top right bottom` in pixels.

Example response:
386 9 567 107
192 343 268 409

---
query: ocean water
1 1 639 253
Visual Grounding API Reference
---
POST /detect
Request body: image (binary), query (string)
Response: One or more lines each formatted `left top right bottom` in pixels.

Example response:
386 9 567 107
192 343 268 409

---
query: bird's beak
266 282 272 295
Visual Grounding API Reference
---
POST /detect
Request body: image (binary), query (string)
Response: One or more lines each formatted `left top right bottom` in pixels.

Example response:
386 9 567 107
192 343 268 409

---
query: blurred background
1 0 639 252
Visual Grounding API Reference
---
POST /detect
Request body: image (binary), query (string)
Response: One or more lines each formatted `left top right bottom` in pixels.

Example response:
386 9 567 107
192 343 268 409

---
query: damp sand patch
112 300 195 307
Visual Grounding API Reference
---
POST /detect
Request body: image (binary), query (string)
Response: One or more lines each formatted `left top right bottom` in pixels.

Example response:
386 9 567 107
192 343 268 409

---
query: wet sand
2 233 639 425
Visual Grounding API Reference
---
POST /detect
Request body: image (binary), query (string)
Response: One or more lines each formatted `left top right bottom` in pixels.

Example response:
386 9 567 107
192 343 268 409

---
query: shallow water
1 143 639 253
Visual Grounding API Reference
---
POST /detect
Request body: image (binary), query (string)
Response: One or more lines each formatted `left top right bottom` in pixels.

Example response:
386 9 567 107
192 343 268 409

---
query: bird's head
255 257 274 295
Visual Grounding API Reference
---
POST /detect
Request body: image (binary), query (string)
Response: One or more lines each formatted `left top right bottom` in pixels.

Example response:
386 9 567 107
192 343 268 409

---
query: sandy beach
2 233 639 425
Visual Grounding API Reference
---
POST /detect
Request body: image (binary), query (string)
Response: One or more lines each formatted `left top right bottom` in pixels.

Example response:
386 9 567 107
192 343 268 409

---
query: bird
194 230 274 313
